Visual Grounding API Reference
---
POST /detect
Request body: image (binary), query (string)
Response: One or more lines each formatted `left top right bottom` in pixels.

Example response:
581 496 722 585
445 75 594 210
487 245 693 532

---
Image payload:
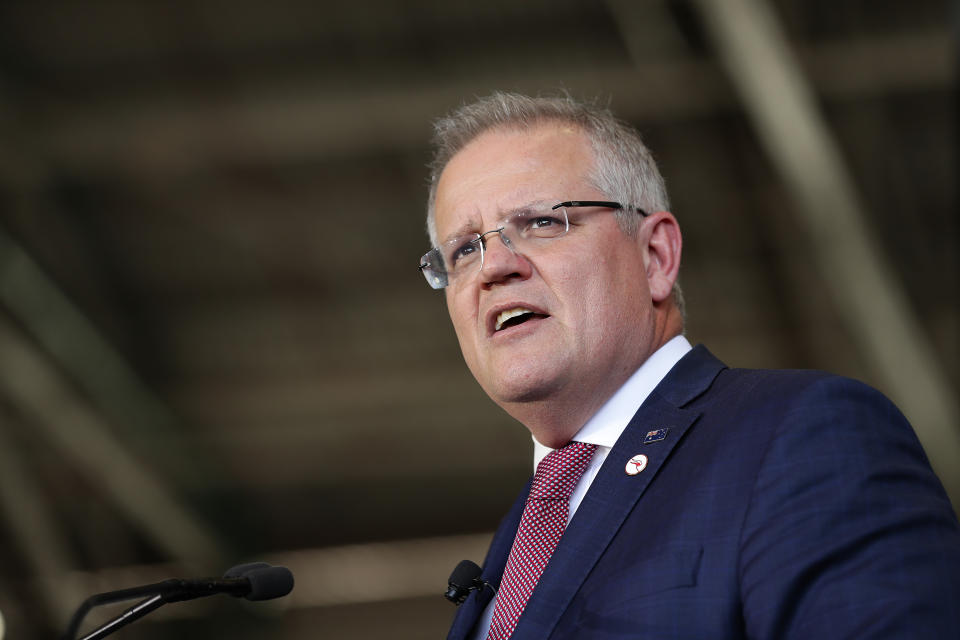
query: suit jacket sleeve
737 375 960 638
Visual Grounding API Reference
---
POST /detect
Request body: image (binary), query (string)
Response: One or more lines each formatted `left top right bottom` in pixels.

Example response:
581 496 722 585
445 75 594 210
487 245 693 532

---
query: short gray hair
425 92 683 315
426 92 670 244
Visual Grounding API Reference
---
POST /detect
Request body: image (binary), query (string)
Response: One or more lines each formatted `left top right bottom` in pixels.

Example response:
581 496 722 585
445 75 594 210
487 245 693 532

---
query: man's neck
508 326 685 448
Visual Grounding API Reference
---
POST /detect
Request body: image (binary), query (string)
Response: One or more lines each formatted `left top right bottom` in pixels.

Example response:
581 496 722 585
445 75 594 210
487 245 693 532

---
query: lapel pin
625 454 648 476
644 428 670 444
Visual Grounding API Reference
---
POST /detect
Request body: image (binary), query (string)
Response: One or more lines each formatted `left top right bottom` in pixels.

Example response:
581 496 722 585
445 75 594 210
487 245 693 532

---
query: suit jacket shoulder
450 345 960 640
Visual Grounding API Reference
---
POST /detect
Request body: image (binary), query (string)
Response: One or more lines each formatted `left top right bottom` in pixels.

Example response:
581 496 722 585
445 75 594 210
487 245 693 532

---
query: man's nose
479 230 530 284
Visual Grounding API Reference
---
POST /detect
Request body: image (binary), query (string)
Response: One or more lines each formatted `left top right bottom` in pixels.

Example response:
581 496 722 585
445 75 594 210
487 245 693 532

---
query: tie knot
529 441 598 501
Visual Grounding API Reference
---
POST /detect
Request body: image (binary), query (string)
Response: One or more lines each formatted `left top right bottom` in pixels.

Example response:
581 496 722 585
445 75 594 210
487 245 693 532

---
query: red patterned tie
486 441 598 640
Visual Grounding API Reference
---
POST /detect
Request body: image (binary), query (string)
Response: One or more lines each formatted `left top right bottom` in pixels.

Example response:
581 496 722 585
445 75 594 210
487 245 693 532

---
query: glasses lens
440 235 483 274
506 205 569 242
419 248 447 289
419 204 574 290
419 234 484 290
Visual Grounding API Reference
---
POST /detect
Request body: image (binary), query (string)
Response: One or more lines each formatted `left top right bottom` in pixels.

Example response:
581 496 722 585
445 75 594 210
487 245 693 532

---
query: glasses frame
419 200 648 290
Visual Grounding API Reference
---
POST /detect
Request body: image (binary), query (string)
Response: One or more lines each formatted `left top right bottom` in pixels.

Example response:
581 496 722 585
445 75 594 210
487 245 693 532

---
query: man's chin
482 373 566 407
466 352 570 404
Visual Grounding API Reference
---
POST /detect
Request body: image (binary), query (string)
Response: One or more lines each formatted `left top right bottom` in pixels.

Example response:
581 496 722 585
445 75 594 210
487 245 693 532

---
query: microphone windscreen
449 559 482 587
223 562 272 579
244 566 294 601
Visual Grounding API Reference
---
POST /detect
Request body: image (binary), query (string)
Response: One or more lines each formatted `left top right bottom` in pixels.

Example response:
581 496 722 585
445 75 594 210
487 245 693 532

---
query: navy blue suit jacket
447 346 960 639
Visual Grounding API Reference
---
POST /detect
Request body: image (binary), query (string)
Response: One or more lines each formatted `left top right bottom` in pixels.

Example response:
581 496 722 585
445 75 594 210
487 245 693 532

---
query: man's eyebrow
509 200 551 213
495 200 556 225
439 201 553 243
439 219 481 244
497 200 553 222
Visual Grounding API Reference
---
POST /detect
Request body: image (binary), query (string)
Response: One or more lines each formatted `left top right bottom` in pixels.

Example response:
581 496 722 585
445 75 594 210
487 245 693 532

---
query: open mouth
495 308 547 332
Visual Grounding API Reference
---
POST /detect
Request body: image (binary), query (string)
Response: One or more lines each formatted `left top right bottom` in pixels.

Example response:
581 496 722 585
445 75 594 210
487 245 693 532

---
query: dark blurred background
0 0 955 638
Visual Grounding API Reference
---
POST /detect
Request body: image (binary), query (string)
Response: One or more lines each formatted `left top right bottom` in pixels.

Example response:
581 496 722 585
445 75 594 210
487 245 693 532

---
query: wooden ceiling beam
20 30 950 180
686 0 960 507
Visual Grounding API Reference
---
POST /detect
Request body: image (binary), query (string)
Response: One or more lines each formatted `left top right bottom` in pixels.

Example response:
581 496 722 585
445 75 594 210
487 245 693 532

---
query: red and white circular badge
625 454 648 476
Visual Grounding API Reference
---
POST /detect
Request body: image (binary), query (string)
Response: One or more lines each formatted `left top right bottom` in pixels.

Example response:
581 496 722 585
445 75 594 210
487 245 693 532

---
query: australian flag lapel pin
643 427 670 444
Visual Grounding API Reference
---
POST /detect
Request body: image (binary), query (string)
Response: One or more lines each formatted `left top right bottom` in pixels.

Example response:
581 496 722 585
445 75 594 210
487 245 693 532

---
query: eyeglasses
419 200 647 289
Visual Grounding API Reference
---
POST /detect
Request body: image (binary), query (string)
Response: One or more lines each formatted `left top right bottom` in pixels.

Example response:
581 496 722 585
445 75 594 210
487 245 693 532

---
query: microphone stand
62 580 181 640
61 564 292 639
76 594 165 640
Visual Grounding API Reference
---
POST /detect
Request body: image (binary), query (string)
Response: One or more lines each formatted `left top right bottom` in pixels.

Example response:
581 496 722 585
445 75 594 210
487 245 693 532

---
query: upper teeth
496 308 534 331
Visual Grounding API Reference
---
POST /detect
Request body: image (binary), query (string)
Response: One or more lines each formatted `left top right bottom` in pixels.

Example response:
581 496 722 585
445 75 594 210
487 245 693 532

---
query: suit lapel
446 479 531 640
510 345 725 640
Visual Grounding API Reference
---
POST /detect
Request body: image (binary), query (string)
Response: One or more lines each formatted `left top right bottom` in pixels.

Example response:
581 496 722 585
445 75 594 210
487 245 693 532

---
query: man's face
434 123 662 430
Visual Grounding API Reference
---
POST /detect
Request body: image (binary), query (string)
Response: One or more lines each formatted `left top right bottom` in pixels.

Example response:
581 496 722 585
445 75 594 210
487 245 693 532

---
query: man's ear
644 211 682 303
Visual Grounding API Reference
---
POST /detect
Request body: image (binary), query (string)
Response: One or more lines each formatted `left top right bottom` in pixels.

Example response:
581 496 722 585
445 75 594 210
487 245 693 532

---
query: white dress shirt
469 335 693 639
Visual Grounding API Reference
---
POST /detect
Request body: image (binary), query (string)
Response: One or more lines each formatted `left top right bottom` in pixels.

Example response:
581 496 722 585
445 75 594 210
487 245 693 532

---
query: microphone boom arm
61 564 294 640
76 594 166 640
62 580 182 640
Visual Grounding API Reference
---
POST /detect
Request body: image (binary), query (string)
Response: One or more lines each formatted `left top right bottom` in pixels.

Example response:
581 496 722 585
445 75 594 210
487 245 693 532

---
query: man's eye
530 216 560 229
449 240 480 266
520 214 565 236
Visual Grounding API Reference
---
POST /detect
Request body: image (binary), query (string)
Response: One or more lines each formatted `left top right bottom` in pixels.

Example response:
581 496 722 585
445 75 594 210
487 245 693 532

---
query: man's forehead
434 123 592 233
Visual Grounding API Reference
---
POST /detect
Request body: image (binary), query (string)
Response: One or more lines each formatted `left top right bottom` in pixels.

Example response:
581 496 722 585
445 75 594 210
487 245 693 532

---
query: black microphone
63 562 295 640
445 559 494 605
165 564 295 602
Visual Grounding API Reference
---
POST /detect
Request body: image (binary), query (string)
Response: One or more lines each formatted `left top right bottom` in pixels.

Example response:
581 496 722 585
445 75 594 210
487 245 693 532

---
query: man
419 93 960 639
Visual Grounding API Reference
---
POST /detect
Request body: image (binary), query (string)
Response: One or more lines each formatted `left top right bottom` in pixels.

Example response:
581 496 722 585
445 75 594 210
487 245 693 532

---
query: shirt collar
533 334 693 468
